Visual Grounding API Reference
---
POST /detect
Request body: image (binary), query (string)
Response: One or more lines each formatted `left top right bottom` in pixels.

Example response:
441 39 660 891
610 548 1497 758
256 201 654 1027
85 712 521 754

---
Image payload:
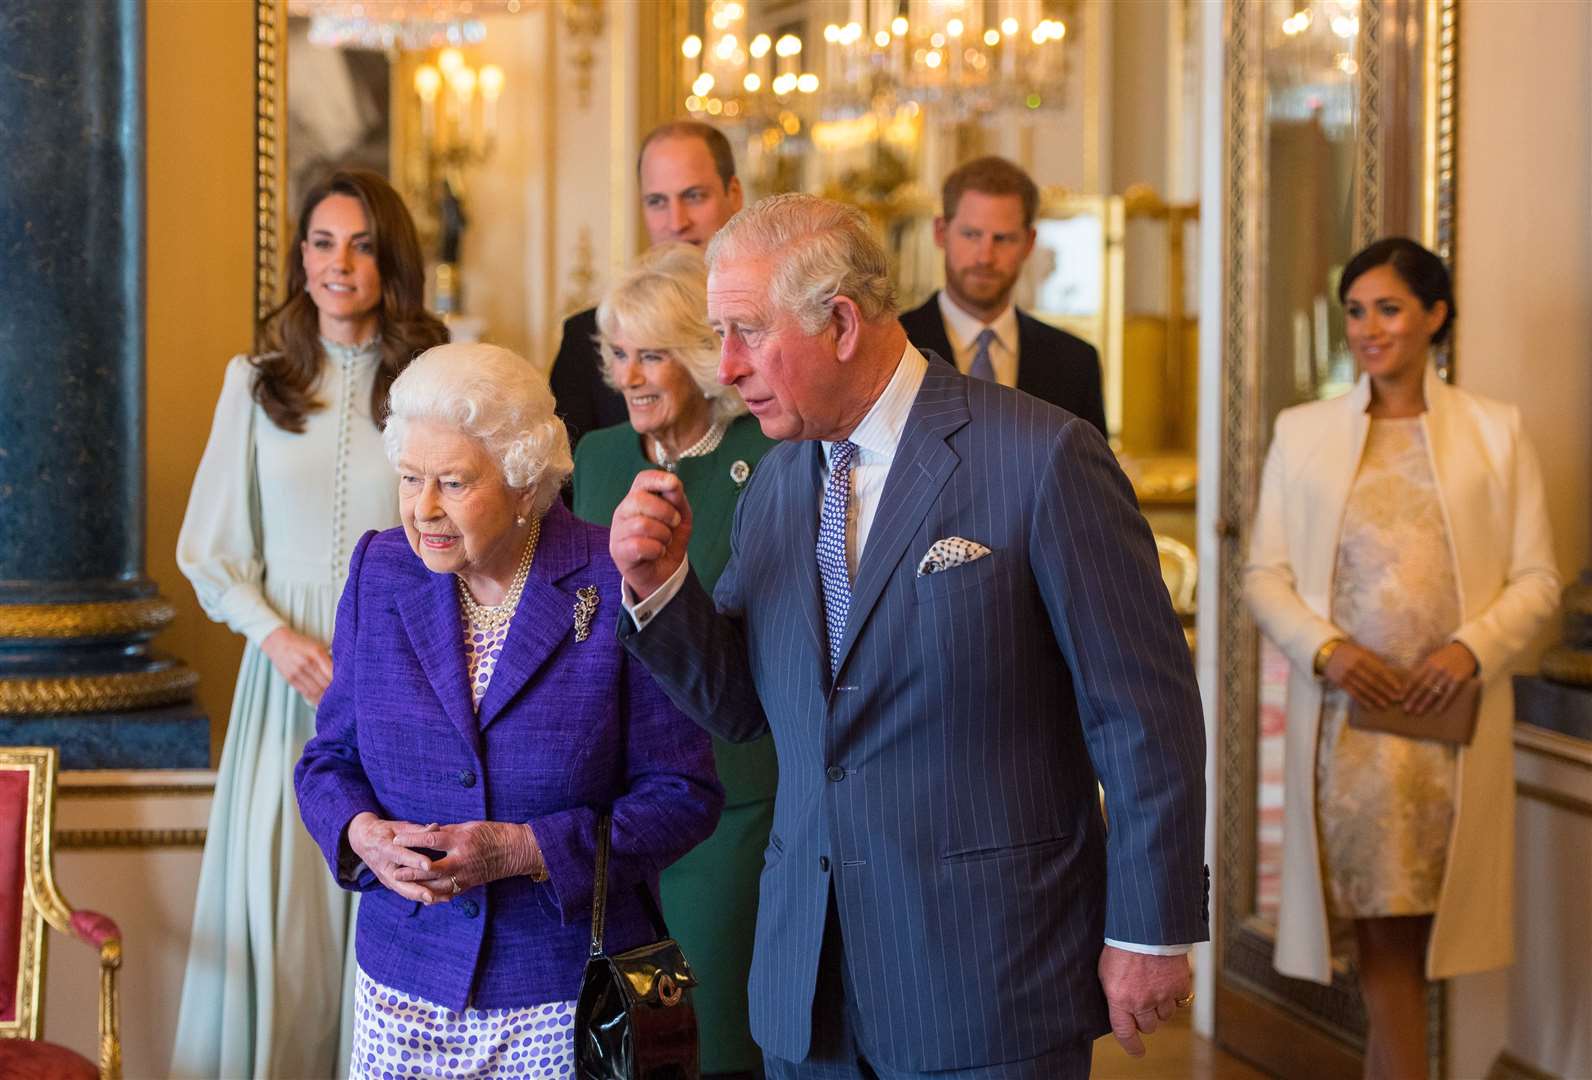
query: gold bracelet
1313 638 1345 677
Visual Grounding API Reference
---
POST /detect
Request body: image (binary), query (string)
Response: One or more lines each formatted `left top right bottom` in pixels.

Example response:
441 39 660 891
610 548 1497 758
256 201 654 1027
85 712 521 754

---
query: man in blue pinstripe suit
610 194 1207 1078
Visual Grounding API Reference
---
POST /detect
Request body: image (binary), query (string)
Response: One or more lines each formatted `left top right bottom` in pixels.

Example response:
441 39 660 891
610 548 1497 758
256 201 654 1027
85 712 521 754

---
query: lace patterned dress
1316 418 1459 918
173 340 395 1078
349 584 577 1079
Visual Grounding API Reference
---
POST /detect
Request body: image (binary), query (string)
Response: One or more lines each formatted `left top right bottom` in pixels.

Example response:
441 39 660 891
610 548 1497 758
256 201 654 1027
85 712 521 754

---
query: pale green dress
1316 417 1459 918
172 341 396 1078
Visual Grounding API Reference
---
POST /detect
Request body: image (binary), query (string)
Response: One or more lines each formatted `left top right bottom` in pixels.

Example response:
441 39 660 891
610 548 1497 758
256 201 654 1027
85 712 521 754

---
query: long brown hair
254 169 449 432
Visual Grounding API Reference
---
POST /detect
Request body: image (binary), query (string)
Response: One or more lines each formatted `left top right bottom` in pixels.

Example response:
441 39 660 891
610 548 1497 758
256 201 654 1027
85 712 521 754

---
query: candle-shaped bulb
751 32 772 57
479 64 504 101
682 34 703 59
438 48 465 78
415 64 442 102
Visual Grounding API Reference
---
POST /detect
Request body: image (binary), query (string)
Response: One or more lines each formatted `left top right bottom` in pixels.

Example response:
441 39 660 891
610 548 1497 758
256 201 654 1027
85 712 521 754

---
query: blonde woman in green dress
1246 238 1559 1079
173 170 447 1078
572 243 775 1078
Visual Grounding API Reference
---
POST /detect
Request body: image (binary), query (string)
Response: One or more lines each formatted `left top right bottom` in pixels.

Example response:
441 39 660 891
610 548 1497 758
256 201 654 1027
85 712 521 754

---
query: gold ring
1175 991 1195 1009
450 875 461 896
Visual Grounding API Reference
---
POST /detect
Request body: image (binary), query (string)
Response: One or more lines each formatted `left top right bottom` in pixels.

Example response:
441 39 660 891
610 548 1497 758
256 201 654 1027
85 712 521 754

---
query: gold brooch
573 585 599 642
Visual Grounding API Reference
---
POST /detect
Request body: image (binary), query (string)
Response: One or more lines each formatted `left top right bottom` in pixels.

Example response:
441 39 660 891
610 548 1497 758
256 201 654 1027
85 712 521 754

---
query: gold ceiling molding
0 668 199 716
0 598 175 640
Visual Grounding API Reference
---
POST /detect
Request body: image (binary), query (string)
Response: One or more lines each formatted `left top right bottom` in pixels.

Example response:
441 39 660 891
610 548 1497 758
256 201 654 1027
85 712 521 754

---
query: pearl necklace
653 419 727 473
456 516 541 632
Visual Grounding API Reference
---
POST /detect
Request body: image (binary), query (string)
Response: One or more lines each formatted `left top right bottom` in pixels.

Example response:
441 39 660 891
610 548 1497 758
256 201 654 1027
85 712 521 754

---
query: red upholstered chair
0 747 121 1080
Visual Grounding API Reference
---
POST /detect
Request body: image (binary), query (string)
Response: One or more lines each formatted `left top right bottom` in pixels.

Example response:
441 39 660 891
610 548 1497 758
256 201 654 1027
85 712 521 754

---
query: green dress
572 413 778 1072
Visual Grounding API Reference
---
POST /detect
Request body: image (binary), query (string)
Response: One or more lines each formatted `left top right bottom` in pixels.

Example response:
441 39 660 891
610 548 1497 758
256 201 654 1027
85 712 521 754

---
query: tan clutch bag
1348 677 1481 745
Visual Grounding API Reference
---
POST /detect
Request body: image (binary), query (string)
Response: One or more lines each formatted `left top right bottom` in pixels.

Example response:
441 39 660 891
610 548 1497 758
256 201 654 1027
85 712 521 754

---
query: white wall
1447 3 1592 1075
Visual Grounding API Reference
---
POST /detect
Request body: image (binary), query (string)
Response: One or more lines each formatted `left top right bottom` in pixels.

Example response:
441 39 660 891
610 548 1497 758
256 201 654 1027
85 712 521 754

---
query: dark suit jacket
548 306 629 448
899 291 1108 437
295 504 723 1011
620 359 1207 1070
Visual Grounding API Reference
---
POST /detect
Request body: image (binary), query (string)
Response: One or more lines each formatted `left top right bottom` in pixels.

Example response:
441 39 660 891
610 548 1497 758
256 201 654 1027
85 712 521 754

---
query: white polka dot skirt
350 966 575 1079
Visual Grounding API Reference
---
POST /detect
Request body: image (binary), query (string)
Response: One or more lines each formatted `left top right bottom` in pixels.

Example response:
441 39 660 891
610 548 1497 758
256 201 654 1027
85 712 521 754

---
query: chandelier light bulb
1001 17 1019 36
682 34 703 59
947 18 963 38
722 2 743 20
875 30 890 47
924 49 942 69
414 64 442 101
451 66 476 98
892 15 908 35
796 72 819 93
437 48 464 77
775 34 802 57
983 28 1000 46
716 34 738 60
692 71 716 96
743 72 761 92
751 33 772 57
823 24 840 43
479 64 504 101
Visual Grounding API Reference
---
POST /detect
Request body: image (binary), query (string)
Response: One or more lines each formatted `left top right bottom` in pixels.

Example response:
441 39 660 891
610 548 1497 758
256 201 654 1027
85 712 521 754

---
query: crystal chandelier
291 0 528 52
679 1 1072 127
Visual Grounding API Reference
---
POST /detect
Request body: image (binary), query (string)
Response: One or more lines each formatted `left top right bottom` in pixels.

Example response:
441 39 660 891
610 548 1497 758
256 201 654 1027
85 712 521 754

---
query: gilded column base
0 665 198 715
0 598 177 640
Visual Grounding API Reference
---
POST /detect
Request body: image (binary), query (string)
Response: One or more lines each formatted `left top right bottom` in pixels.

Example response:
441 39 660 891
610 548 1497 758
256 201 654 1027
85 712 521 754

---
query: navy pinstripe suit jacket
620 361 1207 1070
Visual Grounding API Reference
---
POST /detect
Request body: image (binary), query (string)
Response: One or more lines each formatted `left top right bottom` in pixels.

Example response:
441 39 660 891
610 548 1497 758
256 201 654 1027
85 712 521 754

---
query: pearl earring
515 515 527 527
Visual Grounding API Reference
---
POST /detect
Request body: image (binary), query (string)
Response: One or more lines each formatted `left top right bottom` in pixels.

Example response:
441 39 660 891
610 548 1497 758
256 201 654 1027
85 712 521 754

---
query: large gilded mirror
1215 0 1457 1075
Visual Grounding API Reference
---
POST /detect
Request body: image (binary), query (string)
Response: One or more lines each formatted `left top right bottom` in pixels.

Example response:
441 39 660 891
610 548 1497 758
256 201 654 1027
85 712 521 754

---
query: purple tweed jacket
294 502 722 1011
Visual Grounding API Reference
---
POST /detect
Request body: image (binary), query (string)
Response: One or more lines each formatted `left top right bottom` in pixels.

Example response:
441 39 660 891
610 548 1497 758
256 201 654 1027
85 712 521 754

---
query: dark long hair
1338 237 1456 345
254 169 449 432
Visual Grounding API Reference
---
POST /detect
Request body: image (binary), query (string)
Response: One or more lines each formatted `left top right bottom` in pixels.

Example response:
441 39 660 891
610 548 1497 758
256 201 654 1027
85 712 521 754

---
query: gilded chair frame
0 746 122 1079
1214 0 1459 1076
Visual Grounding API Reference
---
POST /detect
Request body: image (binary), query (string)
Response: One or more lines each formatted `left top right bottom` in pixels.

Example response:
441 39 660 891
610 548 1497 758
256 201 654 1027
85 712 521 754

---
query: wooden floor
1090 1013 1273 1079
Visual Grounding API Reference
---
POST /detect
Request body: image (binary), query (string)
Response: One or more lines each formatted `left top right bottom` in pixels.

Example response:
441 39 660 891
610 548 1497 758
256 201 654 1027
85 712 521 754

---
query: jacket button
826 765 845 782
818 856 830 872
458 769 476 787
460 898 479 918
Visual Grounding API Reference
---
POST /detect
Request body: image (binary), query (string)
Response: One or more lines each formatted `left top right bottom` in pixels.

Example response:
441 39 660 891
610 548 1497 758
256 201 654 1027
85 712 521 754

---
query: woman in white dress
172 169 448 1079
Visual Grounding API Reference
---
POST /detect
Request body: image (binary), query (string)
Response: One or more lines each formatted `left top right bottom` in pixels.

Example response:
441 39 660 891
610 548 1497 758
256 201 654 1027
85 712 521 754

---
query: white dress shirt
937 290 1020 387
624 342 1187 958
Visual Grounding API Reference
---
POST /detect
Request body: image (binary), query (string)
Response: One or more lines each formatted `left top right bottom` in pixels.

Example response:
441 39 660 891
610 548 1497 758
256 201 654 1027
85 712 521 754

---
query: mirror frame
1215 0 1459 1076
254 0 288 346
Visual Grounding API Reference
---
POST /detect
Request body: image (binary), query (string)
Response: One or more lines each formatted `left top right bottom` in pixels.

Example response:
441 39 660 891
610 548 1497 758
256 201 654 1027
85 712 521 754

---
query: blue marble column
0 0 207 767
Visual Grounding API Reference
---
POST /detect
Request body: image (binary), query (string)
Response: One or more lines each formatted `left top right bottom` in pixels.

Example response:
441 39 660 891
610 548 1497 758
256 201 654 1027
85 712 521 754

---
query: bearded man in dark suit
898 155 1108 437
609 194 1207 1079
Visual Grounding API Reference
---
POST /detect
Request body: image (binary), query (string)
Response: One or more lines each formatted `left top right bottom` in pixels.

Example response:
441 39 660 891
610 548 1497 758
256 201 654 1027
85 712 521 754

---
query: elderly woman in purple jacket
295 342 722 1079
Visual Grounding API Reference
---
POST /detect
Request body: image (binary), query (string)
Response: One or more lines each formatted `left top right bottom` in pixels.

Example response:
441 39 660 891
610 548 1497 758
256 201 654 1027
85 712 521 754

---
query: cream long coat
1244 366 1560 984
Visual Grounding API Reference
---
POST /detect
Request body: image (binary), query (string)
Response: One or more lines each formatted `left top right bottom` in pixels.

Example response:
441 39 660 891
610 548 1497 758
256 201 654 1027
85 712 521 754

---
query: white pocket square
916 537 992 577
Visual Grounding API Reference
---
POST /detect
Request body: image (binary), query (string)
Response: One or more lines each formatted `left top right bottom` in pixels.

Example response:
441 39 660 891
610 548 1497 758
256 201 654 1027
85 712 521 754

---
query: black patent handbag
575 813 701 1080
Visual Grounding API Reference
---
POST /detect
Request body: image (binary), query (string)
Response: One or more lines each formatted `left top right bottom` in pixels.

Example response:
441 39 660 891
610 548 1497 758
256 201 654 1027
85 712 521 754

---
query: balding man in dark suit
610 194 1207 1079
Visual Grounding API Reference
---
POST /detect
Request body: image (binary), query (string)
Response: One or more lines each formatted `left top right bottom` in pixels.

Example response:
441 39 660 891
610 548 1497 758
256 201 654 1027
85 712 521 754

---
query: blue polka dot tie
968 327 997 382
817 440 858 677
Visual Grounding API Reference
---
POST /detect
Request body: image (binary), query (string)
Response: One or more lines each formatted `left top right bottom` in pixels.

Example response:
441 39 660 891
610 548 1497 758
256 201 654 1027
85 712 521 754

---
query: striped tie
816 440 858 677
968 327 997 382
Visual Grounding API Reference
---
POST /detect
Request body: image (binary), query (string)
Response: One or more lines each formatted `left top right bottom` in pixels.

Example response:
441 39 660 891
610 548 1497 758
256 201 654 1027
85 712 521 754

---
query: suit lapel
921 294 956 363
398 566 480 757
833 364 970 679
1013 309 1045 398
786 442 828 684
476 502 591 731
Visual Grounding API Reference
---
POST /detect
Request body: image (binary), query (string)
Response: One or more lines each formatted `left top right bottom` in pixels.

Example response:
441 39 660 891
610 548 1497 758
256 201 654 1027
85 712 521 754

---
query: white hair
705 193 898 334
383 343 573 515
595 243 745 426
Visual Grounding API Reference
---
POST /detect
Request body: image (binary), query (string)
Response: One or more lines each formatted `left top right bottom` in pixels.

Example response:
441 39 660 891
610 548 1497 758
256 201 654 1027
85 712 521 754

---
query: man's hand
1099 945 1192 1057
610 470 693 602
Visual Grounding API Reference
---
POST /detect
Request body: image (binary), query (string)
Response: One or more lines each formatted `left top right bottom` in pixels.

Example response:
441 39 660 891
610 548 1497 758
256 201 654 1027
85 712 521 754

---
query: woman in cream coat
1245 238 1559 1078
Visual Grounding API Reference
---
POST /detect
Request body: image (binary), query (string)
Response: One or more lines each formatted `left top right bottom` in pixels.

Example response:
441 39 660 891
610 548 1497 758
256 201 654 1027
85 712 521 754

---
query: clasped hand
609 470 694 602
347 812 542 905
1323 639 1477 715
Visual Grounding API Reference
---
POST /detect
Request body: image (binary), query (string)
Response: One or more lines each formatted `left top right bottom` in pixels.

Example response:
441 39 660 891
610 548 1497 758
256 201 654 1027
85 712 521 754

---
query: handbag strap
589 812 672 959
